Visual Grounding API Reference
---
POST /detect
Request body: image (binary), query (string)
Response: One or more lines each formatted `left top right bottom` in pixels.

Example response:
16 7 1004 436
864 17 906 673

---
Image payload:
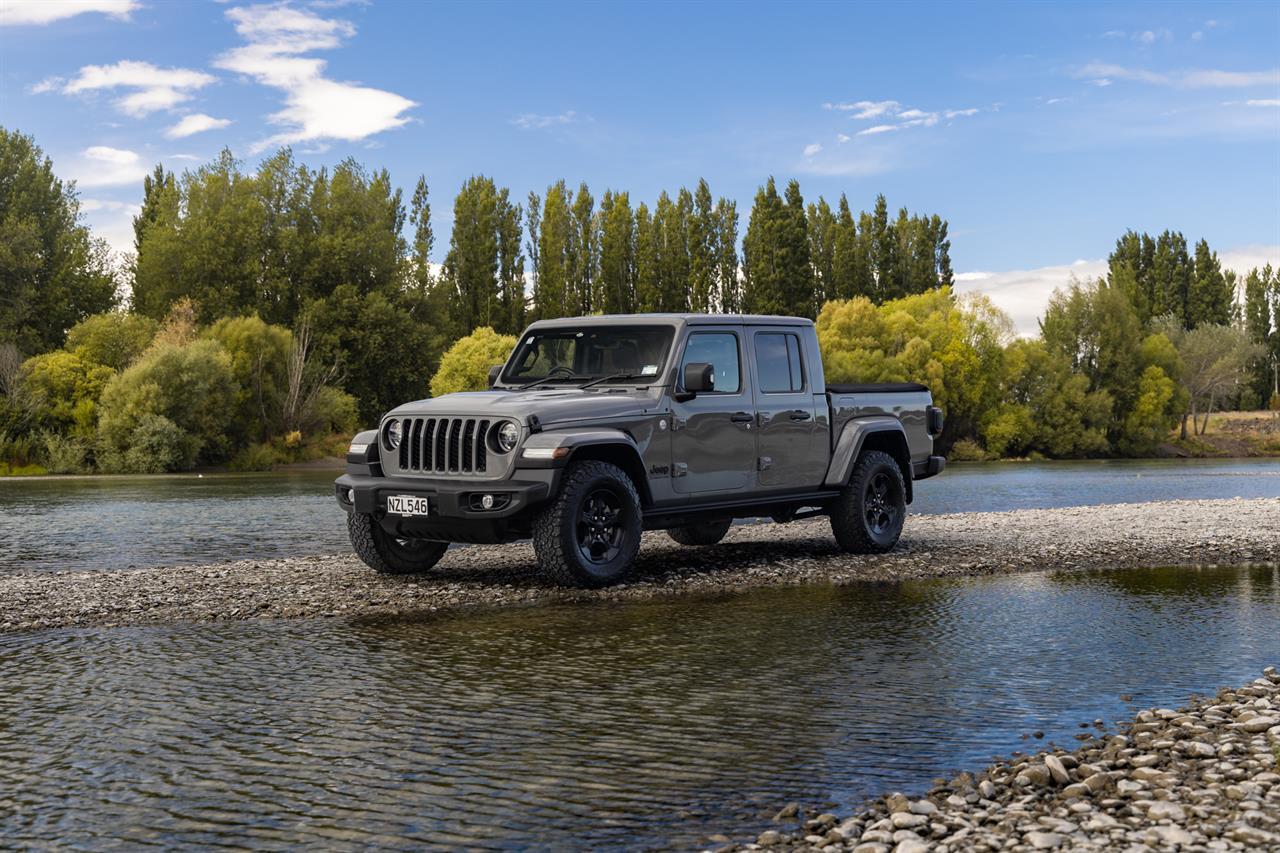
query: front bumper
334 469 558 544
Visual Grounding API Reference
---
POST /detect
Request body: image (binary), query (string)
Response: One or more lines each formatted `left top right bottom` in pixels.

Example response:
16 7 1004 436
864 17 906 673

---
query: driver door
670 327 757 496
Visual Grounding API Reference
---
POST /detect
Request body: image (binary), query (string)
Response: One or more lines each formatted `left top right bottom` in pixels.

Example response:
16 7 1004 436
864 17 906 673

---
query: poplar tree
533 181 573 320
408 176 433 295
714 197 740 312
570 182 595 314
1189 239 1231 328
807 197 836 310
870 194 893 301
633 203 659 312
598 190 635 314
443 175 501 332
780 179 814 316
689 179 716 313
497 195 525 333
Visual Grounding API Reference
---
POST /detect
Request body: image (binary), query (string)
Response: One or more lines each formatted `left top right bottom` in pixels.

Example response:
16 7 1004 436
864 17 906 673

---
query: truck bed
826 383 934 464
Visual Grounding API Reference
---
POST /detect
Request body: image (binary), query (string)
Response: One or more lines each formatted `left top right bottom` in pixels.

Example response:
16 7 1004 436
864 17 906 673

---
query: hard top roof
525 313 814 329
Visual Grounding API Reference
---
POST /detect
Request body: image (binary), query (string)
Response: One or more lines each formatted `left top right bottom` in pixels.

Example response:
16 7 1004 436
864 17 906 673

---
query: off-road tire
666 519 733 547
532 460 642 588
347 511 449 575
830 449 907 554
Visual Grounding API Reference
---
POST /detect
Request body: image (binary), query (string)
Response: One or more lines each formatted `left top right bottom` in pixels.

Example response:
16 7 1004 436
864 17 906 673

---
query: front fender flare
518 428 642 465
823 416 909 488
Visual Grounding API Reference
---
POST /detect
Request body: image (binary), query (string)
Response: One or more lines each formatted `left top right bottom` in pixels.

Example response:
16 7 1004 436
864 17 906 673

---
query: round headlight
385 418 402 449
496 421 519 453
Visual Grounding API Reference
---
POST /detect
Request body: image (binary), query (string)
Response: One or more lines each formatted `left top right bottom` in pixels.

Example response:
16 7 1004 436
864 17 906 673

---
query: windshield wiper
577 372 647 390
516 366 577 390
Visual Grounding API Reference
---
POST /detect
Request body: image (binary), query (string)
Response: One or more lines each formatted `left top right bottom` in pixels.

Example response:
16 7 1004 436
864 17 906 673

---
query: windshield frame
498 323 678 388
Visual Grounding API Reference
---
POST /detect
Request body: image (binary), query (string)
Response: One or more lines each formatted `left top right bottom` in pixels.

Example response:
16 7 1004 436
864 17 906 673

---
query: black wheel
532 460 642 587
347 511 449 575
667 518 733 546
830 449 906 554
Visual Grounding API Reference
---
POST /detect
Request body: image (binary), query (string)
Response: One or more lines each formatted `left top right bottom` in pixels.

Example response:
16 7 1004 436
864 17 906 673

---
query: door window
755 333 805 393
680 333 740 393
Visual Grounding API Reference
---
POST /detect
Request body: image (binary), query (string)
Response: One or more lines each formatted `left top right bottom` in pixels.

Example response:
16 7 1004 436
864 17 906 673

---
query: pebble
4 498 1278 633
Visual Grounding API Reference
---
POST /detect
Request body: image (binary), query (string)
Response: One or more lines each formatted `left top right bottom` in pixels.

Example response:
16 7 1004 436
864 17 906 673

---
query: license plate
386 494 431 516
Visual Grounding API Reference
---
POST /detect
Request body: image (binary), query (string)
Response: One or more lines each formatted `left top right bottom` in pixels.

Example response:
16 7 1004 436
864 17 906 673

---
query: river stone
1237 716 1278 733
1025 831 1063 849
1021 764 1052 786
1062 783 1090 798
756 830 784 845
909 800 937 816
1083 772 1110 792
885 793 911 814
979 780 997 799
892 841 930 853
1146 801 1186 821
1147 826 1195 846
891 812 928 829
1044 755 1071 785
772 803 800 821
852 844 889 853
860 829 893 844
1183 740 1216 758
1131 754 1161 768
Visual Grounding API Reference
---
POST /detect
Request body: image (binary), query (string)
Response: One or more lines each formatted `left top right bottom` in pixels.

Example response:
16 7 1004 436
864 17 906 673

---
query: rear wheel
830 449 906 553
533 460 642 587
666 519 733 546
348 511 449 575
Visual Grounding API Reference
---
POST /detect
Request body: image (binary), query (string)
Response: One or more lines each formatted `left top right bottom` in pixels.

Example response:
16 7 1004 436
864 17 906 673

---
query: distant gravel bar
3 498 1277 633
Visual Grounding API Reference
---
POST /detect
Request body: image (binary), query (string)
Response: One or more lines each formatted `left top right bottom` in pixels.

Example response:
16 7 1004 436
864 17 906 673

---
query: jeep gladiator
336 314 945 587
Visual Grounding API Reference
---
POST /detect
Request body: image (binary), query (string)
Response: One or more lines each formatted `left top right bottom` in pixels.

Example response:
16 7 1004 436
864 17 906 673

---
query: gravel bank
735 667 1280 852
3 497 1277 633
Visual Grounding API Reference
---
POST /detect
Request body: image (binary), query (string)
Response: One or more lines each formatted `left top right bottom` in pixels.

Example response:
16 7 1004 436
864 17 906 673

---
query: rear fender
824 416 914 503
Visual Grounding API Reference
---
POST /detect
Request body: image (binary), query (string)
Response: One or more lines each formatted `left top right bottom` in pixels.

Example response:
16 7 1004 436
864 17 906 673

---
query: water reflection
2 565 1277 849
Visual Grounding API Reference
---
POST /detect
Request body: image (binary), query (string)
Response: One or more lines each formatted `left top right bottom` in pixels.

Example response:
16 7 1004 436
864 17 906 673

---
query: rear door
670 326 757 495
749 327 824 488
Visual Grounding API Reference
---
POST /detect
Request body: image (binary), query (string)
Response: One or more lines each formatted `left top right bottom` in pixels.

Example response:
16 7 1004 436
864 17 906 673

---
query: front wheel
532 460 642 588
348 511 449 575
830 449 907 553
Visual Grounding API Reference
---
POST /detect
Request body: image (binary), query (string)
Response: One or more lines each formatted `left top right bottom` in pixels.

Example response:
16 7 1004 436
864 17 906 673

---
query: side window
680 333 741 393
756 333 805 393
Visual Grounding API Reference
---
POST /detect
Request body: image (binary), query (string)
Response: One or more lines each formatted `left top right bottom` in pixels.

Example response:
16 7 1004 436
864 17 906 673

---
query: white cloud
165 113 233 138
1245 99 1280 107
824 99 900 119
1091 78 1113 87
0 0 138 26
1075 62 1280 89
944 108 979 118
215 2 415 152
956 245 1280 336
511 110 579 130
836 133 851 143
1134 29 1172 45
1102 30 1126 39
803 142 823 157
898 108 940 127
69 146 150 188
57 60 216 117
1191 31 1203 41
857 124 898 136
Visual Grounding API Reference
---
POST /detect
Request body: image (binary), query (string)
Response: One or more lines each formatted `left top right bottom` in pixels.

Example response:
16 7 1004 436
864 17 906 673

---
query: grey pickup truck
336 314 945 587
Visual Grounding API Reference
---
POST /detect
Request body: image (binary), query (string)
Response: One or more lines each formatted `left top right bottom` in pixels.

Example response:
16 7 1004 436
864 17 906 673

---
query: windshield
502 326 675 386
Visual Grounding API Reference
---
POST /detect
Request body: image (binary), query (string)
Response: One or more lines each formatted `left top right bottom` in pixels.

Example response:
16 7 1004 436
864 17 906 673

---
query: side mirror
488 365 503 388
675 362 715 401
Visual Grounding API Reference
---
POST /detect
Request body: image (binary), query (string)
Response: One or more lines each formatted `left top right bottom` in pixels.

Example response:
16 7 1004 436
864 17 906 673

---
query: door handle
789 410 812 421
730 412 754 423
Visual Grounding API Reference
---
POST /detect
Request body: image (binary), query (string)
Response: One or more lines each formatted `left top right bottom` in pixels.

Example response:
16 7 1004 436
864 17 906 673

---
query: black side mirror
488 365 503 388
675 362 715 401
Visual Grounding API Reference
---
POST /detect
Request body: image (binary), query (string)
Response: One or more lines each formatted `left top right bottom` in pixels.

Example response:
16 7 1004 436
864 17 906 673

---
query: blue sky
2 0 1277 330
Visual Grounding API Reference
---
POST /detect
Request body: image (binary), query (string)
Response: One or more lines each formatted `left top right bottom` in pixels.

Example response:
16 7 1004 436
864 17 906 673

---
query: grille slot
394 417 492 475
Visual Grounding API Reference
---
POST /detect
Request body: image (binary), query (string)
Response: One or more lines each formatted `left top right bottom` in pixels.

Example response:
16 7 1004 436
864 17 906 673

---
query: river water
1 458 1278 573
2 564 1277 849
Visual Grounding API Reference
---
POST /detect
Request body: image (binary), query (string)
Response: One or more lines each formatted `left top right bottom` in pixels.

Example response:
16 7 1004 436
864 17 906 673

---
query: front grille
397 417 490 474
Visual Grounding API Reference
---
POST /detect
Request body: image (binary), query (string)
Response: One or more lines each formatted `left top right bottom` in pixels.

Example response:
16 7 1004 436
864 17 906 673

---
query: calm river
1 458 1278 573
2 564 1278 849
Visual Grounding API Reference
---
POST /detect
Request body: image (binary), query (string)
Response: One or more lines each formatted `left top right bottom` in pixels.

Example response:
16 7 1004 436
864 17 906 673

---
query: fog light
346 488 356 504
480 494 495 510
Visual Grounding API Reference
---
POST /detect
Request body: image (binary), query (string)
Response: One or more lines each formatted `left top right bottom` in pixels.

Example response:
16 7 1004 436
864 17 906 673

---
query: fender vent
397 417 490 474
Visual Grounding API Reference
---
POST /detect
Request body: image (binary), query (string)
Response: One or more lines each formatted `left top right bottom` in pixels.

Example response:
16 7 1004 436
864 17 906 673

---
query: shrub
0 431 40 468
430 327 517 396
299 385 359 435
205 315 291 441
19 350 115 436
41 432 88 474
121 414 199 473
229 442 281 472
97 339 236 466
65 312 158 371
947 438 989 462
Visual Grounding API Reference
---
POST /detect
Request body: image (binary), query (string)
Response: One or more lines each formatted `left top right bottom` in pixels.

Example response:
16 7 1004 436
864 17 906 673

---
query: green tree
743 177 812 316
133 164 176 258
570 182 596 314
808 197 837 310
205 315 292 443
714 197 740 312
598 190 635 314
1243 265 1277 404
1156 318 1262 437
653 190 692 312
633 203 659 312
533 181 573 320
443 175 502 333
430 327 518 396
408 176 434 295
1189 239 1232 327
0 128 117 353
64 312 158 371
689 179 717 313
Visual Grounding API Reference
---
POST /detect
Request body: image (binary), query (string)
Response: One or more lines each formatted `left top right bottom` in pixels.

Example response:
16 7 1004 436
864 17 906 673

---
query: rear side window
756 333 805 393
681 332 740 393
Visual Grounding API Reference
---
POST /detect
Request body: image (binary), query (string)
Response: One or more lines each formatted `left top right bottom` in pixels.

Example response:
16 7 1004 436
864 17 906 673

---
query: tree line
0 126 1274 475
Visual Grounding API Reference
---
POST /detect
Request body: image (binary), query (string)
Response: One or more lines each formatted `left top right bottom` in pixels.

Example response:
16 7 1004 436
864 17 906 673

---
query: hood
386 386 666 427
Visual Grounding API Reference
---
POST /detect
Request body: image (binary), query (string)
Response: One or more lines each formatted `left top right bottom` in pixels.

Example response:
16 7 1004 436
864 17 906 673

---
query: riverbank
2 497 1276 633
733 667 1280 852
